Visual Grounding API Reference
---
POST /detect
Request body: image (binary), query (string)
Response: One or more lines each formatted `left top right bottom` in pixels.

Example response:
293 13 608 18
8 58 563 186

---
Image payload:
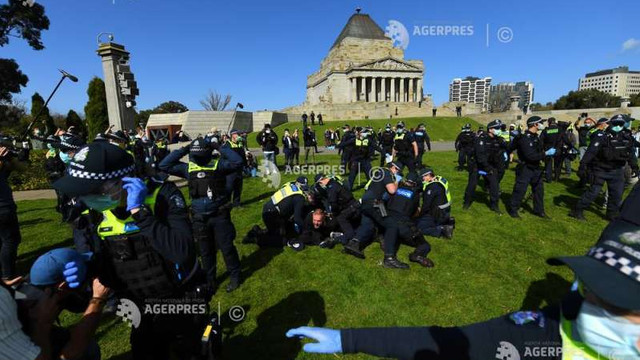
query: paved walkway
13 141 455 201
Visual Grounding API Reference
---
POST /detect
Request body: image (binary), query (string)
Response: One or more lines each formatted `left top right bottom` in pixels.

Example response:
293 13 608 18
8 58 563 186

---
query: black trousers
510 165 545 215
347 159 371 191
576 168 625 216
416 148 426 166
334 203 361 241
380 146 393 167
544 155 563 182
225 170 243 206
385 214 430 257
464 166 500 208
354 202 393 247
397 154 416 173
0 209 20 279
192 211 240 286
458 149 472 169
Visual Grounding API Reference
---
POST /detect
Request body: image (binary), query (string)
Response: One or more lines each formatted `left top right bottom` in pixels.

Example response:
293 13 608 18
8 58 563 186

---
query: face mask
611 126 624 133
79 194 120 211
492 129 502 137
396 129 403 134
575 301 640 358
586 123 594 128
265 129 271 134
536 123 545 131
59 152 73 164
47 143 54 150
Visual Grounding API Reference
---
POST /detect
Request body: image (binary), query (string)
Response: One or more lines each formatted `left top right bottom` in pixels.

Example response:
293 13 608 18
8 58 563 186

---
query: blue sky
5 0 640 115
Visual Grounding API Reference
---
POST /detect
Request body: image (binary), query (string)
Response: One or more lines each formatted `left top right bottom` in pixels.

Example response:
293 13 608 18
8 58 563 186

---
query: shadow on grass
239 192 272 207
19 217 53 227
16 237 74 275
223 291 326 360
217 246 284 287
520 272 571 311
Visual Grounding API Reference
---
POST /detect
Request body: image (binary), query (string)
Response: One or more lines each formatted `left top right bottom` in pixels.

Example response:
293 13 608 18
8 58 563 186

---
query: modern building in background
490 81 534 112
578 66 640 97
449 77 492 111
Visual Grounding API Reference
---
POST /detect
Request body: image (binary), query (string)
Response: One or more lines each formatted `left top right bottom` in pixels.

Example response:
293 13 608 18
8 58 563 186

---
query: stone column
408 78 414 102
97 42 137 130
372 77 378 102
390 77 396 102
416 78 423 102
360 77 366 102
399 78 405 102
381 77 387 101
351 78 357 102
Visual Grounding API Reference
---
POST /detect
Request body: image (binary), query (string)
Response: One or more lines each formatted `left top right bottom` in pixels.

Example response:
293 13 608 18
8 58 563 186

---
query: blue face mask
492 129 502 137
575 301 640 358
79 194 120 211
611 125 624 133
59 152 72 164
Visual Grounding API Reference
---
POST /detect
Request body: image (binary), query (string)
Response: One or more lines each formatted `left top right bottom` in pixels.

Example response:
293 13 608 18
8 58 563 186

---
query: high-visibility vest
271 183 305 205
188 160 225 199
500 132 510 143
585 128 598 147
97 186 161 239
559 315 606 360
227 140 243 149
423 176 451 209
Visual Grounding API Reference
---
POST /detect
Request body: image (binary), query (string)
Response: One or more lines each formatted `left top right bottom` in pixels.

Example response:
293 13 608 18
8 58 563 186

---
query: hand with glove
478 170 488 176
503 153 509 162
545 148 557 156
63 261 83 288
122 177 148 212
286 327 343 354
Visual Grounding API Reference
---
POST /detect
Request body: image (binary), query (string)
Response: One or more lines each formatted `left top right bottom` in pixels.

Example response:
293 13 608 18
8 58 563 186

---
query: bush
9 149 52 191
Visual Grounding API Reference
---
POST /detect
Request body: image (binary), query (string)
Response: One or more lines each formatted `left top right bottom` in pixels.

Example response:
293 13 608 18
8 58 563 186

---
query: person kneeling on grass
287 184 640 359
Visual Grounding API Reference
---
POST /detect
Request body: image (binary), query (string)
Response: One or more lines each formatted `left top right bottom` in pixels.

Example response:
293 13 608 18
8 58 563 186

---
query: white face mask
575 301 640 358
537 123 545 131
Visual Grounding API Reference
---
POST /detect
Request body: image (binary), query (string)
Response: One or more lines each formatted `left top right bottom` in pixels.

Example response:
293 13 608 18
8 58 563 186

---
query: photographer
0 142 29 281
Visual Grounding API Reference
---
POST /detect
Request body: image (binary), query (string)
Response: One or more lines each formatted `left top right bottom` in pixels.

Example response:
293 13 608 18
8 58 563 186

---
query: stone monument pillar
621 96 631 108
96 39 139 131
509 95 521 112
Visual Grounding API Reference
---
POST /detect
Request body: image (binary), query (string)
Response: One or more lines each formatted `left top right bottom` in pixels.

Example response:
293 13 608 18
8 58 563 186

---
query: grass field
15 151 614 359
245 117 481 148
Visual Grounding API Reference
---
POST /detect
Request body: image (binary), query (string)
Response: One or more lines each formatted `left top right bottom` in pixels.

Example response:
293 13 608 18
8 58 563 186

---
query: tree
630 93 640 107
530 102 553 111
65 110 86 138
31 92 54 136
0 0 50 102
0 98 26 135
200 90 231 111
553 89 621 110
135 101 189 127
84 77 109 141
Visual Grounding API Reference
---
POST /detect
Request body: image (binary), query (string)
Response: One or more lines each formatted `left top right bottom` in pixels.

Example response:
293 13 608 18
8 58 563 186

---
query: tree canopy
84 77 109 141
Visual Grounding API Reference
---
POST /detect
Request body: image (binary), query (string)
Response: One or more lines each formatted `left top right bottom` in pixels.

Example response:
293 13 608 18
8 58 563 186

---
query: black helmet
462 123 471 130
396 121 405 129
189 137 211 157
404 172 420 186
526 116 544 127
487 119 503 130
610 114 626 126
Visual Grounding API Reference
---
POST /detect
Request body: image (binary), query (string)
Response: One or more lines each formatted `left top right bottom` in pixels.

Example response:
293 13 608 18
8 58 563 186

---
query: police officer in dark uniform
413 123 431 166
50 134 86 220
393 121 418 173
244 177 312 250
463 119 505 214
154 135 169 163
570 115 639 221
343 163 401 259
454 124 475 171
313 174 361 246
53 142 208 360
540 117 561 182
378 124 395 167
577 118 607 188
343 128 375 190
380 172 435 269
417 168 454 239
289 184 640 359
224 129 247 208
509 116 556 218
159 136 244 293
339 125 355 167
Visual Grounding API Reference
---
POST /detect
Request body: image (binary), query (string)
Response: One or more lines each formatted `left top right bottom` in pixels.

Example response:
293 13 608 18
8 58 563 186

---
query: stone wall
282 99 433 121
468 106 639 127
252 111 291 132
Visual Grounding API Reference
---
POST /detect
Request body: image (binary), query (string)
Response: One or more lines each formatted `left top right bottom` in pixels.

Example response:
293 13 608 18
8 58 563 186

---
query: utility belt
191 197 231 217
373 201 388 217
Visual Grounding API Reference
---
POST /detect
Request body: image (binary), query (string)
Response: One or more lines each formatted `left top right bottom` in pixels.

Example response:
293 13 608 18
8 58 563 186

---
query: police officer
244 177 312 250
288 183 640 359
463 119 504 214
53 142 208 360
413 123 431 166
154 135 169 163
382 173 434 269
159 136 244 293
343 163 401 259
417 168 454 239
540 117 561 183
50 134 86 221
570 115 639 221
393 121 418 172
344 128 375 190
577 118 607 188
509 116 556 218
339 125 355 167
454 124 475 171
256 123 279 170
224 129 247 208
313 174 361 246
378 124 395 167
575 117 596 160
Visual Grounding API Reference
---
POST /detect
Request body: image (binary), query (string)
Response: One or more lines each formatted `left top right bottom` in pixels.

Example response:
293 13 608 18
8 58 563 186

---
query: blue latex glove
545 148 556 156
478 170 488 176
122 177 147 212
286 327 343 354
63 262 81 288
503 153 508 161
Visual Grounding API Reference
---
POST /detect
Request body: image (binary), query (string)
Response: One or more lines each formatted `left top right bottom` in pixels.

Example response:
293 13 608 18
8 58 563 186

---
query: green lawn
16 151 612 359
245 117 481 148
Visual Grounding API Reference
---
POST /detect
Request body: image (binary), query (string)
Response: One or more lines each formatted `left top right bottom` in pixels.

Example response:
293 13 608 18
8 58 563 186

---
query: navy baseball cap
296 176 309 190
230 129 240 135
314 173 326 183
53 142 135 197
526 116 544 127
597 117 610 124
548 185 640 310
54 134 85 152
30 248 92 286
420 168 434 177
609 114 626 125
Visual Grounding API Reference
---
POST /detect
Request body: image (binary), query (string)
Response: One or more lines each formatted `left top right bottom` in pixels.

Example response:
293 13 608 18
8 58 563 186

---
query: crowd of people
0 113 639 359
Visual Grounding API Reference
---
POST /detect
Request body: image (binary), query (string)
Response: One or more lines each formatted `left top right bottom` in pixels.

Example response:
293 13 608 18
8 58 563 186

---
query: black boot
383 256 410 269
242 225 262 244
342 239 365 259
226 275 241 293
490 205 502 215
568 208 586 221
409 253 434 268
441 225 454 239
